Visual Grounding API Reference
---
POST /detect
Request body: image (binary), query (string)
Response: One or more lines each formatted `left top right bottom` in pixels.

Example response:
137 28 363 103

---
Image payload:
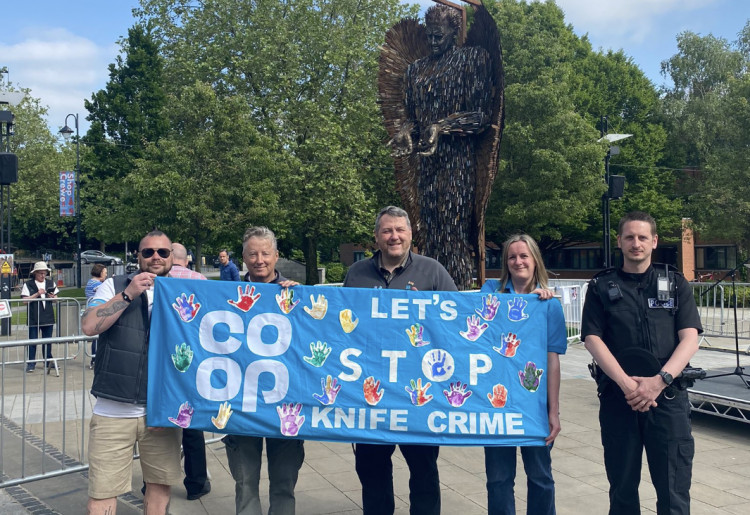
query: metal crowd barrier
690 281 750 351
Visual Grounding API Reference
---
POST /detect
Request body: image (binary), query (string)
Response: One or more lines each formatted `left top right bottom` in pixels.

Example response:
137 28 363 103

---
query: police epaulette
590 267 617 284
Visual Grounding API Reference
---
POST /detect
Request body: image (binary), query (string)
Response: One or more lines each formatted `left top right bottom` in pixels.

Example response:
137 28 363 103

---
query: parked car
79 250 123 265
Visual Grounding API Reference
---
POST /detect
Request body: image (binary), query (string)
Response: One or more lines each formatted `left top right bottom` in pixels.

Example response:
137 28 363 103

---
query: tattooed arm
81 272 155 336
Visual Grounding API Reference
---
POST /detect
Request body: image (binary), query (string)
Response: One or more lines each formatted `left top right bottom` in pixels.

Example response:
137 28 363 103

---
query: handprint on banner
492 332 521 358
339 309 359 333
426 349 453 379
405 378 433 406
487 384 508 408
519 361 544 392
168 401 194 428
277 402 305 437
171 343 194 372
275 288 300 314
508 297 529 322
475 294 500 321
211 401 233 430
227 285 261 312
312 375 341 405
459 315 489 342
443 381 473 407
406 323 430 347
304 294 328 320
363 376 384 406
303 341 331 367
172 293 201 322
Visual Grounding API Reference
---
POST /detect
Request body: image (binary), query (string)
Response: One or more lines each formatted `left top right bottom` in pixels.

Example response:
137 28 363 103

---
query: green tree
83 23 169 246
128 82 284 268
660 24 750 245
135 0 413 283
1 86 73 252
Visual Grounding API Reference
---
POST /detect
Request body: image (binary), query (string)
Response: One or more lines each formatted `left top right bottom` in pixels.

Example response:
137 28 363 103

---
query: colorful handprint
227 285 261 312
508 297 529 322
277 402 305 437
312 375 341 405
492 333 521 358
519 361 544 392
406 323 430 347
339 309 359 333
275 287 300 314
304 294 328 320
475 294 500 321
459 315 489 341
211 401 233 430
303 341 331 367
171 342 194 372
487 384 508 408
172 293 201 322
405 378 433 406
363 376 384 406
168 401 194 428
443 381 473 407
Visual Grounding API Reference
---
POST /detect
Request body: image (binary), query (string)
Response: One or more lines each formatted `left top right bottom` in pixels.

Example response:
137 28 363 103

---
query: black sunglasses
140 248 171 259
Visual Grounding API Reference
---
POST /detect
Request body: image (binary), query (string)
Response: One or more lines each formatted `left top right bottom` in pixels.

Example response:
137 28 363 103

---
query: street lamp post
59 114 81 288
598 116 632 269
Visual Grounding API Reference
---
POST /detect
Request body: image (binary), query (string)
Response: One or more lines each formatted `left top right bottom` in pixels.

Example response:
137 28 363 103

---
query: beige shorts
88 414 182 499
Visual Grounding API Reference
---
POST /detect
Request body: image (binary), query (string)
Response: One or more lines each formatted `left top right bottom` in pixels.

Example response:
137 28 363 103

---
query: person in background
168 242 212 501
84 264 107 369
481 234 565 515
219 249 240 281
21 261 59 373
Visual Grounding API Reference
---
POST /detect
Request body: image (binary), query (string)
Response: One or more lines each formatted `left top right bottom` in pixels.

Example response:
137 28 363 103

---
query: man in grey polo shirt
343 205 456 515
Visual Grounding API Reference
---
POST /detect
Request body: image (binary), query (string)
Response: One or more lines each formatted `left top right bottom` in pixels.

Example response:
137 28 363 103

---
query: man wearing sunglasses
82 230 181 515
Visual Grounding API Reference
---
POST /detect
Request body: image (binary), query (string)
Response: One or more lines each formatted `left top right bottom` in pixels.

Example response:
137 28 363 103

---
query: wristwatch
658 370 674 386
121 291 133 304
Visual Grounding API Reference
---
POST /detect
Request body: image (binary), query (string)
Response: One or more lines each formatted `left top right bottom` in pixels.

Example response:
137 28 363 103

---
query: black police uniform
581 264 702 515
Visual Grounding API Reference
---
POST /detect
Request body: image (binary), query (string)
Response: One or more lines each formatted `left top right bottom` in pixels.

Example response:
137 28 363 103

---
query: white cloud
554 0 721 45
0 29 117 133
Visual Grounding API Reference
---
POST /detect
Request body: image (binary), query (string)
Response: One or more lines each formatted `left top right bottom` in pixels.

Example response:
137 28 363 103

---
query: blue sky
1 0 748 134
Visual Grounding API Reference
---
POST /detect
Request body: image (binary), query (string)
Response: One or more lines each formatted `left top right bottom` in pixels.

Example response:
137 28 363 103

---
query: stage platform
689 366 750 424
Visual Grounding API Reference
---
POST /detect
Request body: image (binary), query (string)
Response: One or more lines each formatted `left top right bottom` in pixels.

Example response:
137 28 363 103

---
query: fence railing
690 281 750 349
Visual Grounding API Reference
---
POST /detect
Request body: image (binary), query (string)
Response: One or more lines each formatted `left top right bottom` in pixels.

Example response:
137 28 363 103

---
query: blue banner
59 171 75 217
147 278 554 446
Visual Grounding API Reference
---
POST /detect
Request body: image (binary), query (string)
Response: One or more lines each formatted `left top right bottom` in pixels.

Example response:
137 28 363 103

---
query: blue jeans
223 435 304 515
27 325 54 369
485 445 555 515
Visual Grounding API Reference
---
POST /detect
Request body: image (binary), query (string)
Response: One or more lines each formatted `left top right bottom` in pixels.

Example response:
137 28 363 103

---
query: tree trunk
303 234 318 285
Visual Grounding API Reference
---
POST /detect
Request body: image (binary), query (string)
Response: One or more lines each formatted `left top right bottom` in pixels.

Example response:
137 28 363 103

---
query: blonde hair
498 234 549 293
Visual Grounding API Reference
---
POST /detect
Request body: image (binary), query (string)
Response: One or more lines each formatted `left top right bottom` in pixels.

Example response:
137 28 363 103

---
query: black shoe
186 481 211 501
26 366 34 373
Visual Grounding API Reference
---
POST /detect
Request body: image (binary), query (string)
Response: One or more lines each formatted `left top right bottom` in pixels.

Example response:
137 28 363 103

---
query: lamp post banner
147 278 554 446
59 171 75 217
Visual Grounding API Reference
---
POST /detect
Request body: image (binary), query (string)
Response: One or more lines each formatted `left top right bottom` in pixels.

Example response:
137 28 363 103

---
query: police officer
581 211 702 515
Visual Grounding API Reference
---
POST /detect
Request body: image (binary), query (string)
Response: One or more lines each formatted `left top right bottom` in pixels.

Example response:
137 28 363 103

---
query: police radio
657 264 671 302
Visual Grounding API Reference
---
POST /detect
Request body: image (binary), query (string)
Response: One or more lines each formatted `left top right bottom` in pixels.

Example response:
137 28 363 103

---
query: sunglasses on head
140 248 171 259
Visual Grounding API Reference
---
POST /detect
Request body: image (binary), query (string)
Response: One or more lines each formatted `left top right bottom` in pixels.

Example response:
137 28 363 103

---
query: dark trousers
354 443 440 515
27 325 54 368
182 429 208 495
599 386 694 515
